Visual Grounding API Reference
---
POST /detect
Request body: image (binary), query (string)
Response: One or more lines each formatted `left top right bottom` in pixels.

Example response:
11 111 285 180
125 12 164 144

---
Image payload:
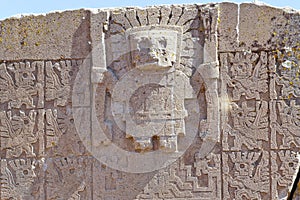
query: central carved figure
73 6 220 174
112 26 190 152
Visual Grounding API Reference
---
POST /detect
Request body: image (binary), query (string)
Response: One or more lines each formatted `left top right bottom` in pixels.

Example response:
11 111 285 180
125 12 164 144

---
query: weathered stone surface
218 3 300 53
1 2 300 200
0 10 91 60
1 158 44 199
218 3 239 51
238 3 283 51
45 157 92 199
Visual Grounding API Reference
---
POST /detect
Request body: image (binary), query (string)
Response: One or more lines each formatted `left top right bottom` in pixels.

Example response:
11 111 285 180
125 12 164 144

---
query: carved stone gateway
0 2 299 200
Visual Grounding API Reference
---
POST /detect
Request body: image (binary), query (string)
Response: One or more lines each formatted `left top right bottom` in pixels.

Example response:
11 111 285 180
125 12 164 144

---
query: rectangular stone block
0 3 299 200
0 10 91 60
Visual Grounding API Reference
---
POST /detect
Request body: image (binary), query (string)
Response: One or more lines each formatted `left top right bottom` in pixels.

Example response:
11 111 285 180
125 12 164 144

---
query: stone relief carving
271 150 300 199
46 157 91 200
45 60 80 107
0 159 38 199
109 26 188 153
45 109 63 149
220 49 300 200
0 60 80 109
71 3 221 174
223 151 270 200
127 26 181 69
221 52 270 151
136 153 221 199
273 48 300 99
220 51 269 102
0 108 72 158
68 181 86 200
223 100 269 150
0 62 44 109
0 3 300 200
270 100 300 149
0 110 38 158
270 49 300 150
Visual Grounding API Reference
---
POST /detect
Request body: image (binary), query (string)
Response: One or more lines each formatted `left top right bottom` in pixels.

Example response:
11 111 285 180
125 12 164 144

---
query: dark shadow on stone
288 165 300 200
71 10 92 59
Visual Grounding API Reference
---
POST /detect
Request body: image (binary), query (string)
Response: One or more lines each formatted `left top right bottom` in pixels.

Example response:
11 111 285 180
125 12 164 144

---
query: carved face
231 62 252 78
280 159 298 178
234 162 253 178
128 28 180 69
11 112 35 136
15 166 36 186
8 62 36 87
231 102 253 128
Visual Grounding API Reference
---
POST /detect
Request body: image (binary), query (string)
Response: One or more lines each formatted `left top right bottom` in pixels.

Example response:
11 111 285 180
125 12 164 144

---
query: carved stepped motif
136 153 221 199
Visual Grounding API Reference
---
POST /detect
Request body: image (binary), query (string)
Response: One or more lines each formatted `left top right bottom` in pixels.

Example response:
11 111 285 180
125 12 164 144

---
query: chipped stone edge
2 1 299 21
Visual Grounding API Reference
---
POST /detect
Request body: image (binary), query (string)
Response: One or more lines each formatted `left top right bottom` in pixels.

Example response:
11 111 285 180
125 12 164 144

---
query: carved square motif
45 156 92 200
0 61 44 109
270 100 300 150
135 154 221 199
220 51 269 102
45 60 81 107
271 150 300 200
270 48 300 100
222 151 270 200
0 110 45 159
0 158 44 199
44 107 90 158
222 100 269 151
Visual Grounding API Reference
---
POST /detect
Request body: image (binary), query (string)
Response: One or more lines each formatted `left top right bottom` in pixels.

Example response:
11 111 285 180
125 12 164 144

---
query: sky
0 0 299 20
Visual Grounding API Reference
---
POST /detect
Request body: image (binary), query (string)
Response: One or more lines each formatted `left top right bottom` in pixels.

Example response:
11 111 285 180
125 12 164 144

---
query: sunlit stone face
127 27 181 69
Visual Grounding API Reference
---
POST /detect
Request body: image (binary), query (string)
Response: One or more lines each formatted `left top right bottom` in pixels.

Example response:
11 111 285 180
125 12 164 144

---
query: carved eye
288 162 294 167
23 119 29 125
23 169 29 175
69 71 73 76
240 163 245 169
23 73 28 78
159 39 167 48
69 168 75 174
